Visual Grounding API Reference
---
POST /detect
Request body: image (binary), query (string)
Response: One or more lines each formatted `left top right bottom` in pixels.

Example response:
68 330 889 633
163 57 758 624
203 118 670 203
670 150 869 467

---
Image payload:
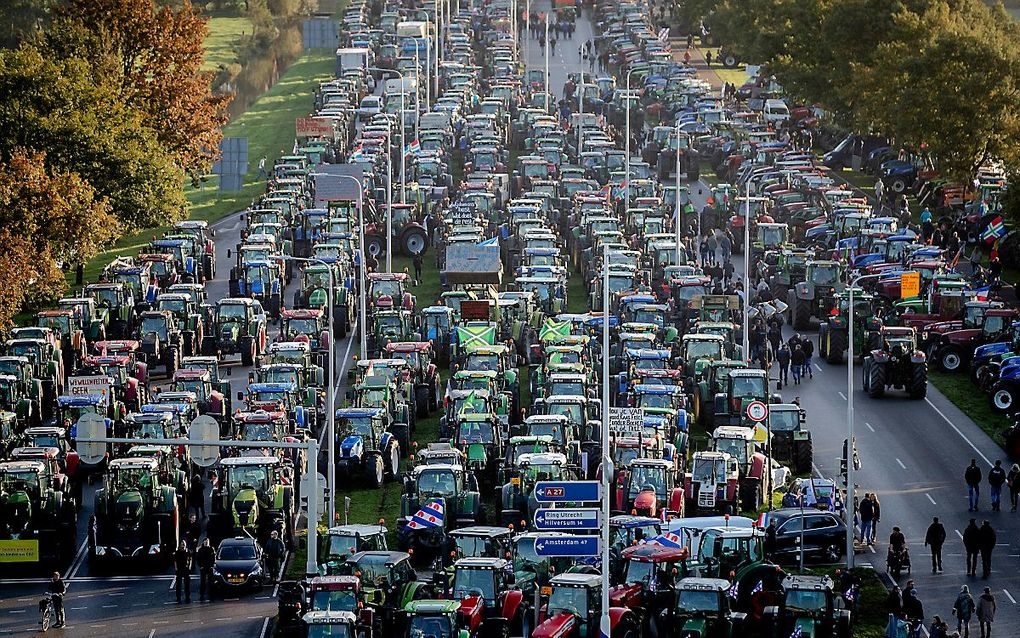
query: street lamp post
524 0 531 69
544 15 550 112
599 242 613 638
282 255 336 523
846 272 881 569
623 67 642 214
674 120 682 265
385 148 393 273
335 175 367 360
736 186 769 364
369 68 407 204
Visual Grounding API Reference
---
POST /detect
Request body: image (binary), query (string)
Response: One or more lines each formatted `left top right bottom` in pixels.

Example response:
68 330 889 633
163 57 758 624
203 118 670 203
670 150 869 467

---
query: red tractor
929 308 1017 372
613 458 685 519
609 544 690 632
534 573 641 638
448 557 530 637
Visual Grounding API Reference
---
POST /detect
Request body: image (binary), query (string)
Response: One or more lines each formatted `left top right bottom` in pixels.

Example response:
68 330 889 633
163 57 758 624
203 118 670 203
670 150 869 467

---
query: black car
213 537 267 593
770 508 847 565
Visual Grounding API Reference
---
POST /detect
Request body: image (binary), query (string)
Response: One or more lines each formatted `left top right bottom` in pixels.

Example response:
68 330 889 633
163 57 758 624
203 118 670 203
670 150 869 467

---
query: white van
764 98 791 125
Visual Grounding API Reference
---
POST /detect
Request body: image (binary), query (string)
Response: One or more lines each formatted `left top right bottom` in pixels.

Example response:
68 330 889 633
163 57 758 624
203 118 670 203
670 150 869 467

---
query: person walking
954 584 976 637
189 474 205 519
859 493 875 545
977 587 996 638
196 538 215 602
720 232 732 265
925 516 946 573
412 251 424 283
257 156 267 179
706 233 718 265
776 343 790 388
705 49 713 67
174 540 193 604
791 345 806 385
265 530 286 583
47 572 66 628
767 321 782 359
963 518 981 576
978 520 996 579
988 460 1007 512
764 520 777 560
869 492 882 543
886 585 904 618
1007 462 1020 512
185 512 201 551
929 615 950 638
966 459 983 511
903 584 924 630
801 337 814 378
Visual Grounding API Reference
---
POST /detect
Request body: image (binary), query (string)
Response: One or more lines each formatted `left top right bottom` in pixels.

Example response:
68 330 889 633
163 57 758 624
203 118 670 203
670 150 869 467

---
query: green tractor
655 577 747 638
88 456 180 563
398 599 469 638
154 292 206 357
85 282 135 339
692 360 747 427
353 375 412 453
397 464 484 561
713 368 776 427
368 309 418 359
0 356 44 428
500 452 576 528
818 289 880 365
202 297 268 366
0 458 78 564
208 456 295 545
292 263 353 337
786 260 844 330
450 411 504 488
762 575 851 638
135 310 184 376
767 404 813 475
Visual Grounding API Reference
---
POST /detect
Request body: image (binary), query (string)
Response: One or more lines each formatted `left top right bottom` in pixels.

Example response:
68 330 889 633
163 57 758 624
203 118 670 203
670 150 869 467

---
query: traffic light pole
75 435 322 577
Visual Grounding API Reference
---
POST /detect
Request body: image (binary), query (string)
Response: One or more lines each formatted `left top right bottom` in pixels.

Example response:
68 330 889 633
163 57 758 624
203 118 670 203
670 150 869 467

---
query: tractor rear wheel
400 227 429 257
868 362 886 398
612 617 640 638
825 329 845 364
415 386 429 418
794 436 813 475
366 454 384 488
365 234 384 258
240 336 256 367
392 423 410 459
386 442 400 480
793 297 812 330
938 347 963 372
909 363 928 399
991 382 1018 413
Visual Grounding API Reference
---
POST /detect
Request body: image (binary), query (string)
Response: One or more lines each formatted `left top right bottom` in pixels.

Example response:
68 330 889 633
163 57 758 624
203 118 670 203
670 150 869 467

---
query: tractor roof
632 384 683 395
676 577 731 592
450 526 513 539
384 341 431 352
411 463 462 476
326 524 388 537
621 543 689 562
712 426 755 441
518 452 567 466
784 574 835 591
282 309 323 319
336 407 386 419
109 457 159 470
550 572 600 587
220 456 280 467
454 556 509 569
0 460 46 473
403 599 460 614
302 611 356 625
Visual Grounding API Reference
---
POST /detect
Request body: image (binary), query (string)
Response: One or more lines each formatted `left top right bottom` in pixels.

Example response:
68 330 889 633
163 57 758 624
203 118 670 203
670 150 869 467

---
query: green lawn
76 50 335 285
929 370 1007 447
202 16 253 72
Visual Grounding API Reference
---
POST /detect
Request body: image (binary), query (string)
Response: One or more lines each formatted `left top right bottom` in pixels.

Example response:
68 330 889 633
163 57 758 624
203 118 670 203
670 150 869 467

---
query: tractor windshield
371 280 402 301
636 392 673 410
548 585 590 618
633 309 665 327
675 285 707 301
341 416 374 438
623 559 659 587
286 318 319 335
454 535 499 558
218 304 247 321
306 624 352 638
175 379 208 399
456 419 494 445
685 340 722 360
523 463 564 483
408 614 452 638
464 354 498 372
92 288 120 307
305 271 330 289
528 421 566 442
545 402 582 425
377 315 404 337
768 410 800 432
112 467 154 492
158 298 187 314
227 465 269 494
241 422 274 441
0 469 40 493
809 264 839 286
311 589 358 613
263 369 300 386
453 567 496 601
714 438 749 465
676 589 721 612
25 432 61 448
730 376 765 397
416 469 457 497
759 225 787 246
140 316 169 340
692 457 725 484
785 588 828 612
131 420 167 439
425 313 450 333
628 464 666 498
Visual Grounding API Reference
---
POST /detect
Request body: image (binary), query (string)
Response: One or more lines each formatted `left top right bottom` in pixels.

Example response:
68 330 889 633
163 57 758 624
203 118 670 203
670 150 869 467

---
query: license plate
228 577 244 584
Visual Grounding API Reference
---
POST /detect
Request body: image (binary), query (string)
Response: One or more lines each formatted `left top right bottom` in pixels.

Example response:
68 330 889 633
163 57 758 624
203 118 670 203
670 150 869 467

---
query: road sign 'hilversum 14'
533 507 601 530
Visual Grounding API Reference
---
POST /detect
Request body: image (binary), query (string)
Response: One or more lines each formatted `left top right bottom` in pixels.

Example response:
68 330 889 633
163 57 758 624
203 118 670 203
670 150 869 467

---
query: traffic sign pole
600 243 612 638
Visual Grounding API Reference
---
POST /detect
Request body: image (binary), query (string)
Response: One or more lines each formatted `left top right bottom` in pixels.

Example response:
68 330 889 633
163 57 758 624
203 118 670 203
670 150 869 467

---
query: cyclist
47 572 66 628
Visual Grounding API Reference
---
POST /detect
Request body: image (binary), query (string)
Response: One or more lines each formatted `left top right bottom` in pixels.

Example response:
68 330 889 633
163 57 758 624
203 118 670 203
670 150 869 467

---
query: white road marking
8 610 25 614
868 545 876 554
811 463 823 479
101 604 117 609
814 364 823 372
259 617 271 638
924 398 993 466
108 592 124 596
70 607 87 611
838 392 847 400
1004 589 1017 604
65 538 88 580
925 493 937 505
865 422 875 432
148 630 156 638
955 529 964 540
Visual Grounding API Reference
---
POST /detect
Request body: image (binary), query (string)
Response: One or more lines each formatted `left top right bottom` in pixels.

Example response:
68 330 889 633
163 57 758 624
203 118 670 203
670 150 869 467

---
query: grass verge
202 15 253 71
75 50 335 285
929 370 1006 447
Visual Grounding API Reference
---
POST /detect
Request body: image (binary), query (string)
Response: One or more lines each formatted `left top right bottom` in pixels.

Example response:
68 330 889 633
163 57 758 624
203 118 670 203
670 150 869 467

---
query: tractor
533 572 642 638
712 368 776 428
88 455 180 563
767 404 813 475
446 557 531 638
786 260 843 330
368 309 418 358
202 297 268 366
337 550 432 631
171 368 228 426
208 456 295 545
762 575 851 638
0 356 43 428
684 451 740 515
292 263 353 338
317 524 389 576
861 326 928 399
335 407 402 487
383 341 444 417
500 452 578 528
397 463 484 559
655 577 747 638
85 282 135 339
0 457 78 563
610 544 691 631
154 292 205 357
450 412 504 488
711 427 771 511
613 457 685 520
817 289 880 365
135 310 184 376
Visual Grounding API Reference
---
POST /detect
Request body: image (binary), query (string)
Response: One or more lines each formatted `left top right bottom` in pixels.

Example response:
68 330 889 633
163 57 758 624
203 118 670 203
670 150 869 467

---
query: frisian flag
539 318 572 342
657 27 670 43
726 580 739 599
405 499 444 530
790 626 803 638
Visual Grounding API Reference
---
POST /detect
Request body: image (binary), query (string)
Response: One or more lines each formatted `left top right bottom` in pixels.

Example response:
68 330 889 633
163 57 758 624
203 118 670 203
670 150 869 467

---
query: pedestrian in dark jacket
723 260 734 284
886 585 903 618
925 516 946 573
791 345 806 385
978 520 996 579
767 321 782 356
776 344 790 388
189 474 205 519
977 587 996 638
196 538 215 601
966 459 982 511
963 518 981 576
801 338 814 378
954 584 975 637
185 512 201 550
903 586 924 627
265 530 286 583
869 493 881 543
988 460 1007 511
1007 462 1020 512
174 541 193 603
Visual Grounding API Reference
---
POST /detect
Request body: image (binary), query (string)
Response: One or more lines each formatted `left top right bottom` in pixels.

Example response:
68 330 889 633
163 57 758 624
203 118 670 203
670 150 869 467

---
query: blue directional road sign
534 535 601 557
533 508 601 530
534 481 601 503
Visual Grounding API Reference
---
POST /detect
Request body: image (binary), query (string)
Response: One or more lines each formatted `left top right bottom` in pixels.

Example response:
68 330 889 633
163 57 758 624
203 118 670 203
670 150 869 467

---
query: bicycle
38 592 59 632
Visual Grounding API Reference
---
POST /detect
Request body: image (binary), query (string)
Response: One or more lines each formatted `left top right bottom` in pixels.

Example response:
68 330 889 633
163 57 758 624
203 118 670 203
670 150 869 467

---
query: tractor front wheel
908 363 928 399
366 455 384 488
991 382 1018 413
938 347 963 372
868 362 886 398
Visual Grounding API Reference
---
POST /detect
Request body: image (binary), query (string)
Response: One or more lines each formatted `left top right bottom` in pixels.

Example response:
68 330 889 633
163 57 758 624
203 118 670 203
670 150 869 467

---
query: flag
756 511 770 528
403 139 421 157
539 318 572 342
969 286 991 301
751 580 763 595
726 581 739 600
477 236 499 247
789 626 803 638
844 586 857 603
646 532 684 548
657 27 670 43
458 390 486 416
406 499 444 529
949 245 963 269
982 215 1005 244
349 144 365 160
598 183 611 201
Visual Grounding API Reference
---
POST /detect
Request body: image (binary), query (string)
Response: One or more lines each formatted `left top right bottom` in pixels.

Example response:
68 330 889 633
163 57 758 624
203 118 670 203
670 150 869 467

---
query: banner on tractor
0 540 39 563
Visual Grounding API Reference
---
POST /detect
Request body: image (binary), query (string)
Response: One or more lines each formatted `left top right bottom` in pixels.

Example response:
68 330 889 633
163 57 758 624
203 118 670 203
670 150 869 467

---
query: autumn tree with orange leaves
42 0 231 176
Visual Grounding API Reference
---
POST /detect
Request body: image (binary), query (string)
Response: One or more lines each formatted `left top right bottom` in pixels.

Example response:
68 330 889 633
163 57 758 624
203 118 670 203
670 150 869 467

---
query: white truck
335 47 371 77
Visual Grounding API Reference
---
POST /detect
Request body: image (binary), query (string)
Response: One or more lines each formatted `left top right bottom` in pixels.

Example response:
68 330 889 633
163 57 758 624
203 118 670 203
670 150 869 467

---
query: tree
44 0 231 175
0 149 118 329
0 45 188 229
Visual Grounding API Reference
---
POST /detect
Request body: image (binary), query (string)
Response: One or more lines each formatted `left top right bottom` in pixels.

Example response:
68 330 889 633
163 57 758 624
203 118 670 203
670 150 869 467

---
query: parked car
213 537 267 594
769 508 847 565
